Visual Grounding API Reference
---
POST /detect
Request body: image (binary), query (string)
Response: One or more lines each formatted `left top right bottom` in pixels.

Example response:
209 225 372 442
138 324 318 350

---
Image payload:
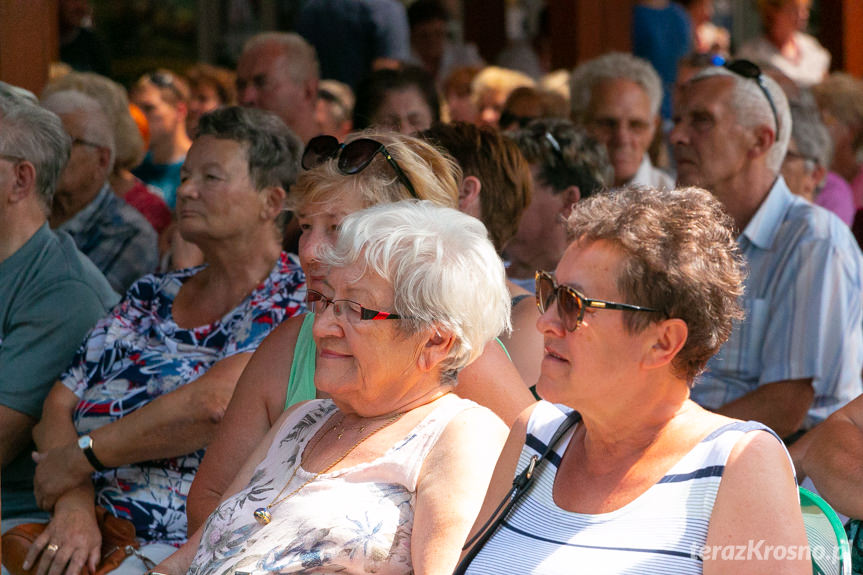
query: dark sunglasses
306 289 404 322
535 271 658 332
721 58 781 141
147 71 185 101
302 135 418 199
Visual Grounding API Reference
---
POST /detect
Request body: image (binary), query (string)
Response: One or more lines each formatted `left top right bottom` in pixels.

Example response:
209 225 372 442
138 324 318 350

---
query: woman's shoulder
272 398 337 440
523 401 573 440
242 252 306 312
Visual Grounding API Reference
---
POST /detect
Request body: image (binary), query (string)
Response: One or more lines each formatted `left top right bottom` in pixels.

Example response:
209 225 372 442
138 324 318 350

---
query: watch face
78 435 91 449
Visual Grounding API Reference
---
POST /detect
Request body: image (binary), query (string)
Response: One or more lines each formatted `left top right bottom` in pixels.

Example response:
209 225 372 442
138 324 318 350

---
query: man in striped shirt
672 63 863 439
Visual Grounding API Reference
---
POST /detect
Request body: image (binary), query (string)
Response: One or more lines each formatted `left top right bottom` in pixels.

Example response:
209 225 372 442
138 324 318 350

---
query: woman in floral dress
21 106 307 575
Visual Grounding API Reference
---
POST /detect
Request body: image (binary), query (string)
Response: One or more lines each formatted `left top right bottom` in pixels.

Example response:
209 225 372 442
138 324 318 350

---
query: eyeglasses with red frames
306 289 404 322
535 271 658 332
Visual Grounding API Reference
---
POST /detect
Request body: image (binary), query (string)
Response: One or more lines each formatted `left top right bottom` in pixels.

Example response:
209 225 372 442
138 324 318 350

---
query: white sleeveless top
188 395 479 575
464 401 788 575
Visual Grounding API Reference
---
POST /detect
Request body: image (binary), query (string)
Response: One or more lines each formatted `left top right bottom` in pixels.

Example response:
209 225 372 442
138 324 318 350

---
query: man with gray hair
0 87 117 525
42 90 158 293
570 52 673 190
236 32 320 143
672 61 863 438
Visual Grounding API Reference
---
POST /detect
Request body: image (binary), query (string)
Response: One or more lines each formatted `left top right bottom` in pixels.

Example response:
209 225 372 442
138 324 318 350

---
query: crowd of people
2 0 863 573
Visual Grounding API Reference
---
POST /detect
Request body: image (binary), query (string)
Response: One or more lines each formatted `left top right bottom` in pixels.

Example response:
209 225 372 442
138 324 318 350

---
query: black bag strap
453 409 582 575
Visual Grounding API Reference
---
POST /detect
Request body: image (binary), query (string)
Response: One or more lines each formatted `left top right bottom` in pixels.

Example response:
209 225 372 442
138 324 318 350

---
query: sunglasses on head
147 71 185 101
535 271 658 332
720 58 781 141
302 135 418 199
528 124 567 166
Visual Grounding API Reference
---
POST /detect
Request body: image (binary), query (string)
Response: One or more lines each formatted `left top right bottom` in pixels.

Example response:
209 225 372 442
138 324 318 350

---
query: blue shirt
1 223 117 520
131 151 183 209
296 0 410 89
692 177 863 429
631 2 692 120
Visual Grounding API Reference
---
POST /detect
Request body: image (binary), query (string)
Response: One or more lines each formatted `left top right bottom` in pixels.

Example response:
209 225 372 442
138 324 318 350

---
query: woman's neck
173 235 281 327
333 385 453 421
574 377 694 467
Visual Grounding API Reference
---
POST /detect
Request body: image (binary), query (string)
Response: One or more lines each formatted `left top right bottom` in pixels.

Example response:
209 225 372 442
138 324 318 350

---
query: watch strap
81 437 107 472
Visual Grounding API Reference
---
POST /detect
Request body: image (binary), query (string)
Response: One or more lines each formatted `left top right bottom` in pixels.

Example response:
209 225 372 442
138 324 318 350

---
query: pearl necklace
253 410 405 526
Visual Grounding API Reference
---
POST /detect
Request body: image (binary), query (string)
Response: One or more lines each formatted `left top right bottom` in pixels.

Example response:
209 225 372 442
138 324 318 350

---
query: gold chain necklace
253 410 405 526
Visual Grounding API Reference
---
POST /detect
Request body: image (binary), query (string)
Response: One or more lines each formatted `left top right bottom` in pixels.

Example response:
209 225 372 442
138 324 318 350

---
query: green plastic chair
799 487 851 575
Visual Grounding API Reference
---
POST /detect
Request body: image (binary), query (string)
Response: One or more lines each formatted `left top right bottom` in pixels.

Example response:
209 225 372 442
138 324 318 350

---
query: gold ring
46 544 59 554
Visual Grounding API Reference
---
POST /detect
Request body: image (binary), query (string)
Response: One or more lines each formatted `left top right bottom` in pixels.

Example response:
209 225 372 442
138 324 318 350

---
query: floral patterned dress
188 395 478 575
60 253 306 544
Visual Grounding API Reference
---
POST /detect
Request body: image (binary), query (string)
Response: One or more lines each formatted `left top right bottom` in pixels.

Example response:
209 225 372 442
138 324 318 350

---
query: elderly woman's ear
417 329 457 373
641 317 688 372
259 185 287 221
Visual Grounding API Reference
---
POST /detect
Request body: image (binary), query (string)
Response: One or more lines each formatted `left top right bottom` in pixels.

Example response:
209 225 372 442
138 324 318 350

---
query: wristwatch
77 434 107 471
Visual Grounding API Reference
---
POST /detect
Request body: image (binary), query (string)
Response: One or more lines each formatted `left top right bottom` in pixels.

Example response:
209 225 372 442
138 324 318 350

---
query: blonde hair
471 66 535 107
287 130 460 212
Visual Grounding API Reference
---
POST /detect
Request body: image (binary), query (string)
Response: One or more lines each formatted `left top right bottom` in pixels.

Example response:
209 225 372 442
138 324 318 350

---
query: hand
23 504 101 575
149 543 197 575
32 444 92 511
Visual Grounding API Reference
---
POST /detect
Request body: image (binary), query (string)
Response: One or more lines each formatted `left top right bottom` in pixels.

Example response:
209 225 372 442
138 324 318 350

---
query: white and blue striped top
464 401 784 575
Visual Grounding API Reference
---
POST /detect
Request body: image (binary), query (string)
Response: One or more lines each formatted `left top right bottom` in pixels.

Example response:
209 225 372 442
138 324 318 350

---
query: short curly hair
566 186 746 383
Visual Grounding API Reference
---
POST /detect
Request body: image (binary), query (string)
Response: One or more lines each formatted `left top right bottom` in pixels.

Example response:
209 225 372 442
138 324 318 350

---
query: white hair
0 94 69 213
320 200 512 381
242 32 320 84
41 89 116 172
570 52 662 121
789 100 833 170
692 67 791 173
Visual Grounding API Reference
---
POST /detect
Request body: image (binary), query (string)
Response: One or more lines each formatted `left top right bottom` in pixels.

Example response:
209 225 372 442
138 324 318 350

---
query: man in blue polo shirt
673 63 863 439
0 86 118 526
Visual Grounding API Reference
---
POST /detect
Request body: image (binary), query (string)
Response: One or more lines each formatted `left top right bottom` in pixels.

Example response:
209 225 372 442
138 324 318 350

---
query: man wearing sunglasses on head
672 60 863 441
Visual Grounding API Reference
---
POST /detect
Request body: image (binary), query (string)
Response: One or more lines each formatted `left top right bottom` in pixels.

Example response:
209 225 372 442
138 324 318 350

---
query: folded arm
791 394 863 518
0 405 37 467
32 352 252 510
716 378 814 438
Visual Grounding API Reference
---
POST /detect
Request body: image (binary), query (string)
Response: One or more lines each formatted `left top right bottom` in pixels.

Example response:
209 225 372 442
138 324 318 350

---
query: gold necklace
253 410 405 526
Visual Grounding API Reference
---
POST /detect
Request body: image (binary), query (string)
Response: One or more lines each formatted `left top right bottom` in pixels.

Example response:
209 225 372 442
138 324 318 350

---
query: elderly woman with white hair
152 200 510 575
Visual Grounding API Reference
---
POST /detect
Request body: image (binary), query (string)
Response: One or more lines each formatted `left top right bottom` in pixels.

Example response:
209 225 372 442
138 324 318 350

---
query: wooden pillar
549 0 634 70
0 0 58 95
819 0 863 77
